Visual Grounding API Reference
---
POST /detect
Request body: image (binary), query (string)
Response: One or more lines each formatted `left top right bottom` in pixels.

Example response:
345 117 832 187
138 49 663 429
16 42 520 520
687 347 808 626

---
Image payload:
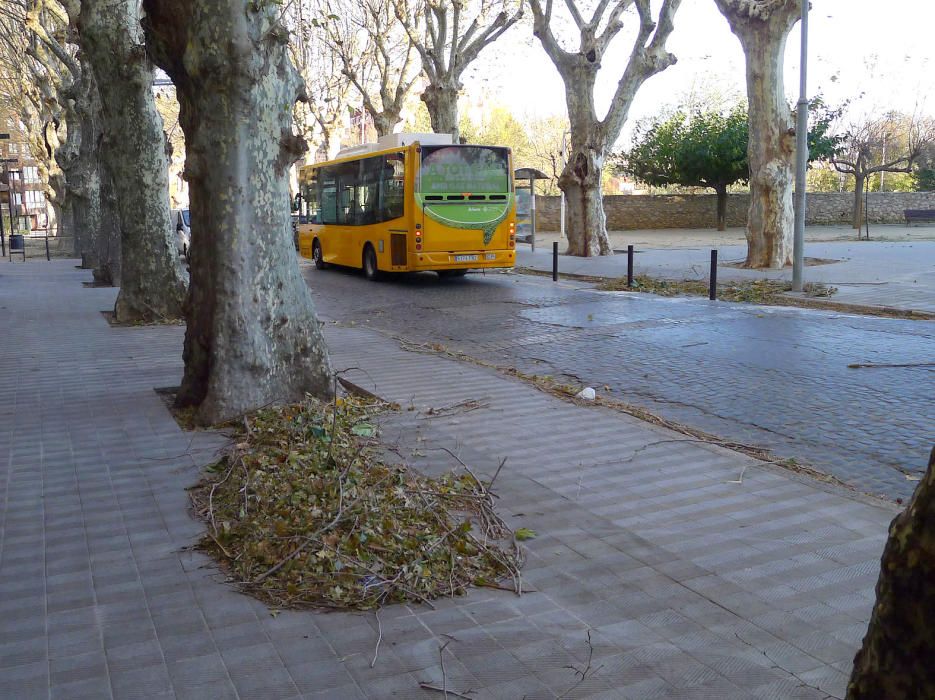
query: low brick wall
533 191 935 231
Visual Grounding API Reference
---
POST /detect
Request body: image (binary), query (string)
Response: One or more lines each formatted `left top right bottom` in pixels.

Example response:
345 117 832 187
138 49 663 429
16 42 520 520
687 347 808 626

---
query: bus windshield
418 146 510 195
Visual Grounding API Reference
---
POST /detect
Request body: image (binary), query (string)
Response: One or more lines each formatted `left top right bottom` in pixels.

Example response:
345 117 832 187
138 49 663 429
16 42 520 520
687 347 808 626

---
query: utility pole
791 0 809 292
0 133 8 256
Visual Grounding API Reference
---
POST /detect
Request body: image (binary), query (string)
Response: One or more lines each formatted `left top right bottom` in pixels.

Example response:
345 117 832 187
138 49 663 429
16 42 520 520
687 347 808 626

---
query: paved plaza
520 225 935 315
0 259 915 699
305 262 934 500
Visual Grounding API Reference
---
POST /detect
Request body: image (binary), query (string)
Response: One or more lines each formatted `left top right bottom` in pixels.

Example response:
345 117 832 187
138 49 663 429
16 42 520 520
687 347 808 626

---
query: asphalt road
303 262 935 500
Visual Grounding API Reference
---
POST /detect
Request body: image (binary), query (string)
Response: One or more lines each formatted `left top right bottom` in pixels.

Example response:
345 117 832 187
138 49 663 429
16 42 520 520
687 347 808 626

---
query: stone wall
533 191 935 231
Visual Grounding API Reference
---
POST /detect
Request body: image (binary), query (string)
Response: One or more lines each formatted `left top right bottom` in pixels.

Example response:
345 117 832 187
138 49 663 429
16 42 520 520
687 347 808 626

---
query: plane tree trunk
372 112 401 138
422 81 461 141
29 0 120 280
847 447 935 699
853 173 866 229
559 142 611 256
715 184 729 231
97 169 122 286
143 0 333 425
714 0 799 268
79 0 187 321
68 80 121 284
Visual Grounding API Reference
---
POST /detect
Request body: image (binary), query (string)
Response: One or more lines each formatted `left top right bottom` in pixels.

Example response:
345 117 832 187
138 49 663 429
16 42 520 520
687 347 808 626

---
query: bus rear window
418 146 509 194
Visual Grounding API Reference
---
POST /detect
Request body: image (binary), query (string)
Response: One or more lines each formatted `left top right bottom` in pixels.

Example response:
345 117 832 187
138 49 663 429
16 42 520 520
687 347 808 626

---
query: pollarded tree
831 113 935 229
15 0 122 280
78 0 188 322
847 446 935 699
529 0 682 256
712 0 800 268
394 0 525 140
621 106 748 231
287 1 352 159
142 0 333 425
319 0 419 138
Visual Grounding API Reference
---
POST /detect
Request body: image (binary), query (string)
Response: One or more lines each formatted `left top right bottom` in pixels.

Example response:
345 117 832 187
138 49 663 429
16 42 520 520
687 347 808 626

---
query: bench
904 209 935 225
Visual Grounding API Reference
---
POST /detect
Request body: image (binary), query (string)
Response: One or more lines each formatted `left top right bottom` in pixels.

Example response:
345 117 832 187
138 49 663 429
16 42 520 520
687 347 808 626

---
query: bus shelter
514 167 548 252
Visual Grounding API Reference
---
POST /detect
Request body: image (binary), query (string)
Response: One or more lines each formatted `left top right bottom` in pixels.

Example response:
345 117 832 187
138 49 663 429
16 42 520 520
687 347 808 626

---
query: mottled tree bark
68 82 121 284
847 446 935 699
714 0 799 268
79 0 187 321
372 112 401 139
559 145 611 256
422 82 461 141
97 170 122 285
143 0 332 425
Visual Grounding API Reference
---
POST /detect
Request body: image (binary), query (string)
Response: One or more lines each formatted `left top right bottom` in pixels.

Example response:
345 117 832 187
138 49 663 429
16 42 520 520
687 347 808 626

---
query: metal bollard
627 245 634 288
709 249 718 300
552 241 558 281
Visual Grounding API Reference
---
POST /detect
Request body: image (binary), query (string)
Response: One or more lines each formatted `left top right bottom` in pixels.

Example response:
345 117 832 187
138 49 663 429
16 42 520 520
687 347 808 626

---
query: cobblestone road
303 264 934 500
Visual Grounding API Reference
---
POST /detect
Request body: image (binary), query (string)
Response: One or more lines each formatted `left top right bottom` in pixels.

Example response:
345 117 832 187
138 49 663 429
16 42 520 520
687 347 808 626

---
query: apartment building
1 109 48 232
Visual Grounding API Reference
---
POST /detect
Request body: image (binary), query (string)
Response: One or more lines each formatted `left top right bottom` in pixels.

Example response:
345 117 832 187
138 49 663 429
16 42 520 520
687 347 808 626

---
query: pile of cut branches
190 395 523 610
599 275 836 302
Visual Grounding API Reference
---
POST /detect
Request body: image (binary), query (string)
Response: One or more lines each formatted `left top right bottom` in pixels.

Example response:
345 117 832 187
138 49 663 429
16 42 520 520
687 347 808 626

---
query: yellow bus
296 134 516 279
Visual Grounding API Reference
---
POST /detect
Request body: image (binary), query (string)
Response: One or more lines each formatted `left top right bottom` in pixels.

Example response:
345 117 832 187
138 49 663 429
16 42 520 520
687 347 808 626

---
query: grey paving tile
166 651 230 687
50 676 114 700
302 683 366 699
288 658 356 694
110 663 173 700
50 650 109 686
0 636 47 668
0 660 50 699
229 664 300 699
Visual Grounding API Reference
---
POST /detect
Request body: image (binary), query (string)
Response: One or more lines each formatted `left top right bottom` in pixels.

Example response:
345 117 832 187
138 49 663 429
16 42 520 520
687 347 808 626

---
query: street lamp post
8 169 19 234
791 0 809 291
0 133 8 257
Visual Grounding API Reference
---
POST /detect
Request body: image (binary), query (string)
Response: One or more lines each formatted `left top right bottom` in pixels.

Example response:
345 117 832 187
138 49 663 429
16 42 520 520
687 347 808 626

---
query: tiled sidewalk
0 261 897 699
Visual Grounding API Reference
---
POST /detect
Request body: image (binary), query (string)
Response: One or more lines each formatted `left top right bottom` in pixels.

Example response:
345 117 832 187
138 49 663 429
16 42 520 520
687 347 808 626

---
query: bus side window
319 167 338 225
357 156 382 226
303 172 320 223
334 160 358 225
380 152 405 221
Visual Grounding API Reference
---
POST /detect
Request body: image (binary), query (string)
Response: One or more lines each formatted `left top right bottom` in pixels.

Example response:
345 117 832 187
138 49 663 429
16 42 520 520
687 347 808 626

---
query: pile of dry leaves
190 395 523 610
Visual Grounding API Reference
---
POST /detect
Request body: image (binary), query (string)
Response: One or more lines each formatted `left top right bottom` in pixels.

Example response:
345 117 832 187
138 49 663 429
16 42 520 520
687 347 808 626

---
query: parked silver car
170 208 191 256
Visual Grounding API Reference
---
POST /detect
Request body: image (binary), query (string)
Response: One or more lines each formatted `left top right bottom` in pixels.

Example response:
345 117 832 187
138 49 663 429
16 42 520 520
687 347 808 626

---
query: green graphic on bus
417 145 512 243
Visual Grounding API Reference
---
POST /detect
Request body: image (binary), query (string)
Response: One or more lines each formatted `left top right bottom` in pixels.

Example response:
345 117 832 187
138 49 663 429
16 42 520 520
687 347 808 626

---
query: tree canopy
617 100 845 230
621 105 748 194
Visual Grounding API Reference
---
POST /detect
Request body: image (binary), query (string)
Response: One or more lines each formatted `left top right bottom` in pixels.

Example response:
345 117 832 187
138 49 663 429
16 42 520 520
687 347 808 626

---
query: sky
458 0 935 148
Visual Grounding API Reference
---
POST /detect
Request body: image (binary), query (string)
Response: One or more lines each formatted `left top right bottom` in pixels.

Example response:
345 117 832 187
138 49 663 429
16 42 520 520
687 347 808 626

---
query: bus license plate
454 255 478 262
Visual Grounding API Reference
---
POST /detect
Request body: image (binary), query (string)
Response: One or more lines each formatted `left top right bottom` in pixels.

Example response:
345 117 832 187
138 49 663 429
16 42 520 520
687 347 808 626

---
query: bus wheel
362 245 380 281
438 269 468 279
312 239 327 270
